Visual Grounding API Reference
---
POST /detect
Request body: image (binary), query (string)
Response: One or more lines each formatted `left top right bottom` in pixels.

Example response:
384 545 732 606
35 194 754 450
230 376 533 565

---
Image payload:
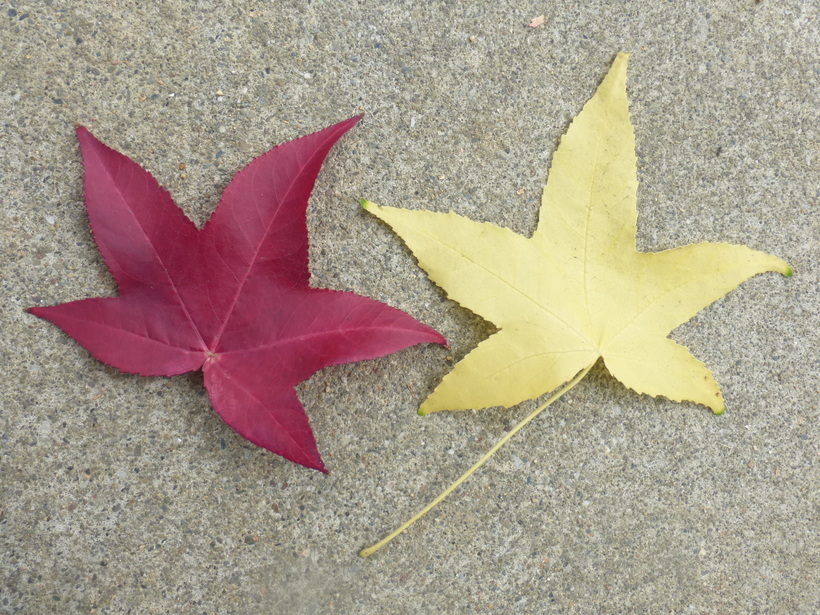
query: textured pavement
1 1 817 613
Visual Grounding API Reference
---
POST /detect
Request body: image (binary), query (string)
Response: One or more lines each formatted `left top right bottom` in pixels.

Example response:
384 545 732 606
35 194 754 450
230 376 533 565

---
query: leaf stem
359 362 595 558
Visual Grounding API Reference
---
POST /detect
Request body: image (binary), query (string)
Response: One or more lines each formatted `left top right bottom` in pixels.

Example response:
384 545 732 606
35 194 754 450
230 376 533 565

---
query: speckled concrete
1 1 817 613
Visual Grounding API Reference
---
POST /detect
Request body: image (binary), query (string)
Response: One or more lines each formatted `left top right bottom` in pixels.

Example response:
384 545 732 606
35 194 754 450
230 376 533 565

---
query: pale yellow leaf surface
363 52 791 415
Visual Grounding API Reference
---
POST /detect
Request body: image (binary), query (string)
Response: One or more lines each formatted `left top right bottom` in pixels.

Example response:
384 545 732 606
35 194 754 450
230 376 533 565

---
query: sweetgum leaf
358 53 793 557
364 53 791 416
29 118 445 472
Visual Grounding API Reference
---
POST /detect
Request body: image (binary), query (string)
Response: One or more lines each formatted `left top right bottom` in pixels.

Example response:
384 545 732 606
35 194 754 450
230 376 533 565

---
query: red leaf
29 118 446 472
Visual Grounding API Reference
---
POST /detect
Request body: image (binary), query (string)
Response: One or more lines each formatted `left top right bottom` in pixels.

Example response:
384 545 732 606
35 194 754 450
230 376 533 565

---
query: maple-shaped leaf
363 53 791 416
28 118 445 473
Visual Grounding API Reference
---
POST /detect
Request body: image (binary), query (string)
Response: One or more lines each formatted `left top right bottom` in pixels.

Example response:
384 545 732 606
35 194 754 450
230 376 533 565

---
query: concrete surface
1 1 817 613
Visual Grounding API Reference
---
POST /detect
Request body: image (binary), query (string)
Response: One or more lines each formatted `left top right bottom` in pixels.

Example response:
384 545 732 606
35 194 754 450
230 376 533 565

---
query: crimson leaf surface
29 118 445 472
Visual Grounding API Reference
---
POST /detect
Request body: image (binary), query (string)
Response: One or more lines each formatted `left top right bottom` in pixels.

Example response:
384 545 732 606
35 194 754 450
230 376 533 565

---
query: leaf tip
345 115 364 130
418 406 430 416
713 405 725 416
361 199 378 212
769 258 793 277
25 305 46 318
613 51 631 70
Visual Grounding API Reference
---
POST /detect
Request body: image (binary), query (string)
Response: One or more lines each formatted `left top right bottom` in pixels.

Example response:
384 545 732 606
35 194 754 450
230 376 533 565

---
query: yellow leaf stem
359 361 594 558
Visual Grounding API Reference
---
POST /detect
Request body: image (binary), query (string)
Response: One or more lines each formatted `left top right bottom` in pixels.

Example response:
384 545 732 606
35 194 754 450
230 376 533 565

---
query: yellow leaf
364 52 791 415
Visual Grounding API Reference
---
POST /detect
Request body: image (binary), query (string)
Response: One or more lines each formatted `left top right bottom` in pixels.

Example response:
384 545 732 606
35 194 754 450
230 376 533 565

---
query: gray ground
1 1 817 613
